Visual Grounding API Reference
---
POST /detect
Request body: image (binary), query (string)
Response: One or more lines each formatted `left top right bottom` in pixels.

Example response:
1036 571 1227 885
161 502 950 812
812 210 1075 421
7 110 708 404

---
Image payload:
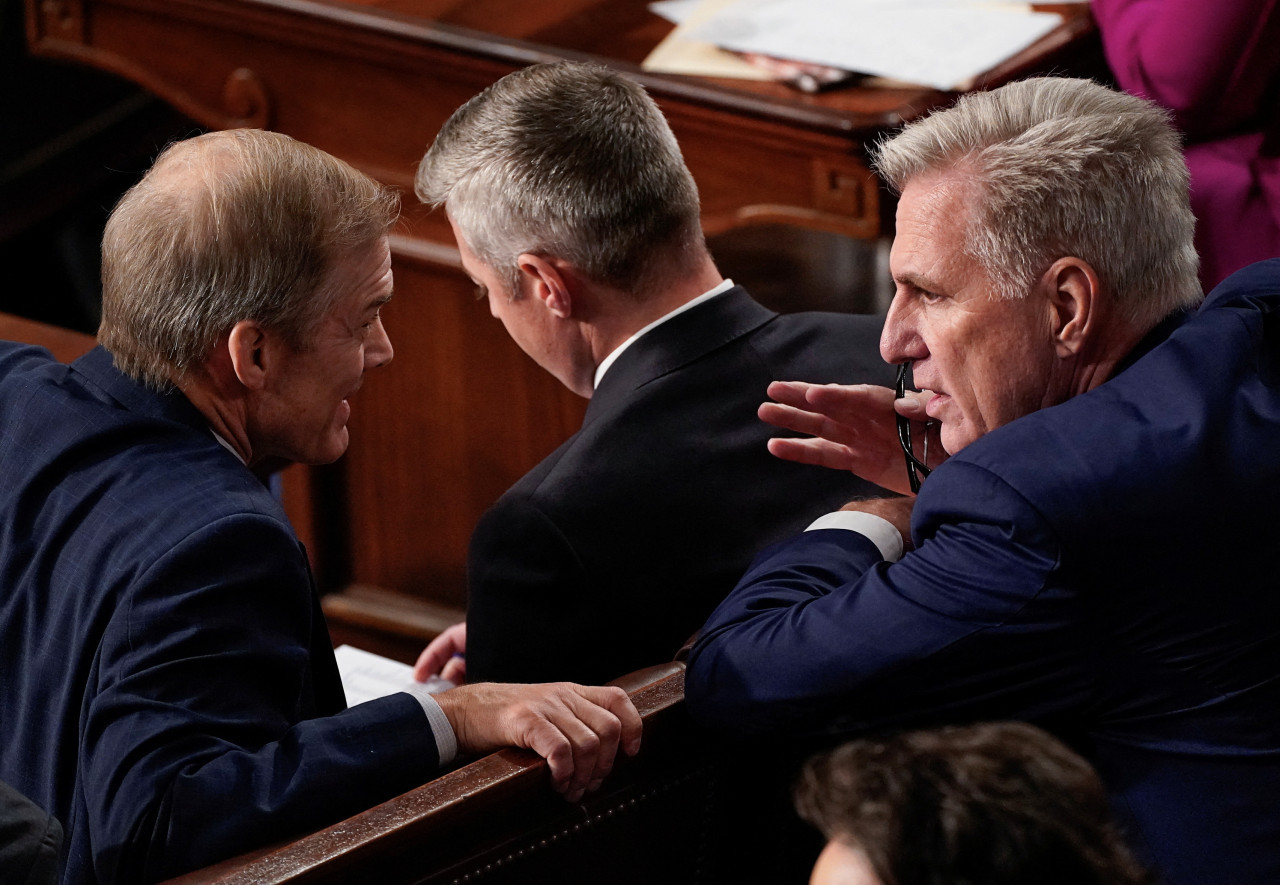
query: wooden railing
163 662 818 885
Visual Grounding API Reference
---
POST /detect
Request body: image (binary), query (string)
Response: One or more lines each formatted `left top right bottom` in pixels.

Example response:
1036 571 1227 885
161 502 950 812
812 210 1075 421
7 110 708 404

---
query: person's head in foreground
99 127 398 469
795 722 1154 885
873 76 1202 456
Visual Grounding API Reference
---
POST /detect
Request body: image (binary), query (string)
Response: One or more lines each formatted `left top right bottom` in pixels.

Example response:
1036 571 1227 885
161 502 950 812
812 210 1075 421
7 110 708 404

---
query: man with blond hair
0 129 639 885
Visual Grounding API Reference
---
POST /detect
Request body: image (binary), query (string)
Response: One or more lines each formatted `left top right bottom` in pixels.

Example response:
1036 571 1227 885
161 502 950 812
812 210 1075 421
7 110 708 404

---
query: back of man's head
416 61 705 299
873 77 1202 329
99 128 399 390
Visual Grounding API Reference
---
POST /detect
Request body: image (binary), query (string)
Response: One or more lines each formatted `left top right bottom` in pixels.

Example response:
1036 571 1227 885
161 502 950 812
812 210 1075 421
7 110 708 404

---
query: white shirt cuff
805 510 905 562
402 688 457 765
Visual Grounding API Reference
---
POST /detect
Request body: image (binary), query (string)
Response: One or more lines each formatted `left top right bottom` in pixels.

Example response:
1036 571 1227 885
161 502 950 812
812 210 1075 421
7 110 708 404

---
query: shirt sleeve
804 510 904 562
402 689 457 765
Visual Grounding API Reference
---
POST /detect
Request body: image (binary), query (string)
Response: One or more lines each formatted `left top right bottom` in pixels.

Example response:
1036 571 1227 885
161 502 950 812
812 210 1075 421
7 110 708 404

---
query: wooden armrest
0 312 95 363
164 664 688 885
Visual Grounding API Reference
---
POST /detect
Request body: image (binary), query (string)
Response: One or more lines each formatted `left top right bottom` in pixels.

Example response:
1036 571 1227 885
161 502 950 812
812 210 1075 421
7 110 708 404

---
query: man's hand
434 682 642 803
760 381 944 495
414 622 466 684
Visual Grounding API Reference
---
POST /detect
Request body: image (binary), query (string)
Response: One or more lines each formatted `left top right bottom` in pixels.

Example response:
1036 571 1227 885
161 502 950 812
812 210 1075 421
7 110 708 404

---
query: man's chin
317 428 351 465
940 423 977 454
291 429 351 468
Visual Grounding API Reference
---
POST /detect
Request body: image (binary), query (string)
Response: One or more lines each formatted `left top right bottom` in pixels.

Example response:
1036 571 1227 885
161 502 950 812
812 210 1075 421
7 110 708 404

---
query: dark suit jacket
0 780 62 885
687 261 1280 885
0 346 441 885
467 287 895 685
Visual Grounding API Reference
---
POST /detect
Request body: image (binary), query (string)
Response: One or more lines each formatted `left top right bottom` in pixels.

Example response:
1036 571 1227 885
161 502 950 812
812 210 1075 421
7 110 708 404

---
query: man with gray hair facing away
413 61 893 687
0 128 641 885
687 76 1280 885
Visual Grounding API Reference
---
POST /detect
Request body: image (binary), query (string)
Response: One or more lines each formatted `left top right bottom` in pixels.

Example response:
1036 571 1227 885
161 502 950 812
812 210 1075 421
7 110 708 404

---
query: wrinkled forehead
890 172 983 286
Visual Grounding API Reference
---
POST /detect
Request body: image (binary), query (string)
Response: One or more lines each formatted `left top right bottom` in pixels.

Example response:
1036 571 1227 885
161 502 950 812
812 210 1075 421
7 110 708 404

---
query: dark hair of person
795 721 1154 885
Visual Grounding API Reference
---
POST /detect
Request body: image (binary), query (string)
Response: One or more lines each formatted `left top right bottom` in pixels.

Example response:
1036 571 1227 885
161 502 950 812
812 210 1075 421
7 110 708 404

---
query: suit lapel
585 287 775 424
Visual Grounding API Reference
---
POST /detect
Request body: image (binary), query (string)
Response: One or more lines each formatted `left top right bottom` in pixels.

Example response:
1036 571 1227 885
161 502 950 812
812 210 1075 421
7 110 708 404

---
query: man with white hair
687 77 1280 885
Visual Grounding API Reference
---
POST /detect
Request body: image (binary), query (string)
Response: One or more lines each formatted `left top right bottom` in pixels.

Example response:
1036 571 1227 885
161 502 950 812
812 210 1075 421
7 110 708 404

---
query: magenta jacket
1092 0 1280 289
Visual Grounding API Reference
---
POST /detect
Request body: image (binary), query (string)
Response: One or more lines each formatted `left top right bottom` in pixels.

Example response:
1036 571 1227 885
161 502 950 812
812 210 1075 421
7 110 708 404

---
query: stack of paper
644 0 1087 92
335 644 453 706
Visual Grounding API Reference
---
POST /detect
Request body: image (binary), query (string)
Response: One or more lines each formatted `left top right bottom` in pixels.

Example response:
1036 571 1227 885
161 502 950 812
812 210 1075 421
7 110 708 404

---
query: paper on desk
684 0 1064 91
650 0 702 24
335 644 452 707
655 0 1086 24
642 0 772 80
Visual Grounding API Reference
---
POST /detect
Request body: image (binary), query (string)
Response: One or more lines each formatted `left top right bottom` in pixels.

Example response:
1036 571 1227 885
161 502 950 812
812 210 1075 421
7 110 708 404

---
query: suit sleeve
83 513 442 883
685 461 1088 738
466 497 598 684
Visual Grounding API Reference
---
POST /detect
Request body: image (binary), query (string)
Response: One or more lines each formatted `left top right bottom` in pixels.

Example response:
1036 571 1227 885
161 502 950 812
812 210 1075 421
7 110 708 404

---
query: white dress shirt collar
593 279 735 390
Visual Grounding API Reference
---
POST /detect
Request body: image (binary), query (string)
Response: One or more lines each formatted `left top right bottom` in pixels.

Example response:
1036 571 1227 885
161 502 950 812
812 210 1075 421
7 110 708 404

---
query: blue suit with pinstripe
0 345 439 885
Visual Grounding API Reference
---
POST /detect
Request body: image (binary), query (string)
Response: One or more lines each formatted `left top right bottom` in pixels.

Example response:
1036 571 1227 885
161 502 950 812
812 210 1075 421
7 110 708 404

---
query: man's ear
226 320 270 390
517 253 575 319
1044 257 1099 357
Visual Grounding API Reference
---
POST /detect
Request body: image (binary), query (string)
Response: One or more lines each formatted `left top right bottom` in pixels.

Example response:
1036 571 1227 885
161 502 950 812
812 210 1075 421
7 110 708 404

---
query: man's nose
880 293 917 365
367 319 394 369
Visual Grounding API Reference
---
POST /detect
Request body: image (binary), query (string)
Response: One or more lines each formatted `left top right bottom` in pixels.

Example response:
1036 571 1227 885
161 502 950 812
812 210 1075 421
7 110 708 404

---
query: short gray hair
99 128 400 389
873 77 1201 326
416 61 704 298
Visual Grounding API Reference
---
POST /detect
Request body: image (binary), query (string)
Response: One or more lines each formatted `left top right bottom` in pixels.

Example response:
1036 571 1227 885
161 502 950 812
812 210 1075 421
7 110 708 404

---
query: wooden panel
22 0 913 236
341 237 585 606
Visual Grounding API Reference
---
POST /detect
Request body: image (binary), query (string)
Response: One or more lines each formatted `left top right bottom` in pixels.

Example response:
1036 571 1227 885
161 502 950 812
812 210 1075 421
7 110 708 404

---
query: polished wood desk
24 0 1100 658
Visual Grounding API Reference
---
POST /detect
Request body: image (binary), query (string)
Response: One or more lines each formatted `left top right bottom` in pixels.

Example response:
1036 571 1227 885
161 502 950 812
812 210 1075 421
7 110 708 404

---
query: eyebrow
894 271 942 294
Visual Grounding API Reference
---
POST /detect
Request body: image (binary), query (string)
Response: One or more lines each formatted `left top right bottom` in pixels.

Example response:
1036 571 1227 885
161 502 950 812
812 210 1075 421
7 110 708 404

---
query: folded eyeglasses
895 361 933 494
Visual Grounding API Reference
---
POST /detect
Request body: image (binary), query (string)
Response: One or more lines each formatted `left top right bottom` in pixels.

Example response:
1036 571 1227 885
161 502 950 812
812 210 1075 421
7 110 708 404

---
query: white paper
686 0 1063 90
650 0 702 24
335 644 452 707
642 0 773 79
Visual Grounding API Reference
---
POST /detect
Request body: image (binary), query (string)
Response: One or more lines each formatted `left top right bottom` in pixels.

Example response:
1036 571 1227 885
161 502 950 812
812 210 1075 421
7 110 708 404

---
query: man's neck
175 364 255 467
588 257 728 390
1068 314 1162 399
587 255 726 368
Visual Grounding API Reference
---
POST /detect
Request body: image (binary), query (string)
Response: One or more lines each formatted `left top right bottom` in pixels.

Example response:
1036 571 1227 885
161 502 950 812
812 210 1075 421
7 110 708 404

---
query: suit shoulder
750 310 894 386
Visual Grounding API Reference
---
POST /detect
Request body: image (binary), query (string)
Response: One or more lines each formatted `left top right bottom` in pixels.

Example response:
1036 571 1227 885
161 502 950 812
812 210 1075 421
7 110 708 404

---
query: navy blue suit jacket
0 346 441 884
687 261 1280 885
467 287 894 685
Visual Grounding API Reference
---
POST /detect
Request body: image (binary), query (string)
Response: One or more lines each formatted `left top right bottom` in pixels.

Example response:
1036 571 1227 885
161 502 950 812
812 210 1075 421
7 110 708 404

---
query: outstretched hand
759 381 944 496
414 622 467 684
435 682 642 803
